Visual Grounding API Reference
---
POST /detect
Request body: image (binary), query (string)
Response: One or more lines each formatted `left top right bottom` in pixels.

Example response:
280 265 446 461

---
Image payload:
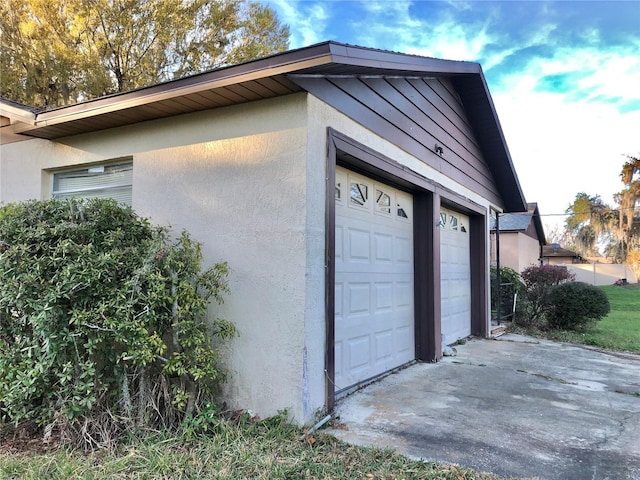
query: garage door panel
335 225 344 262
348 228 371 262
335 166 414 390
374 282 393 312
396 281 412 308
335 282 344 317
440 207 471 347
348 336 371 371
396 236 412 263
395 325 414 355
375 330 393 360
348 283 371 315
374 233 393 262
334 341 343 378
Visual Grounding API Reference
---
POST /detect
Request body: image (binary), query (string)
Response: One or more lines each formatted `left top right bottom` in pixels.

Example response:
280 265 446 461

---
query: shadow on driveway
329 334 640 480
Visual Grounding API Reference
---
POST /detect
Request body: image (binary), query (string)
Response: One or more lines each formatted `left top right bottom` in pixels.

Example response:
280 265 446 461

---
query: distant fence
554 263 638 286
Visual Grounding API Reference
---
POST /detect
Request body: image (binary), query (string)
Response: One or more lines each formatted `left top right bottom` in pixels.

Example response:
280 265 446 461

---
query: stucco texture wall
0 91 501 425
0 94 323 424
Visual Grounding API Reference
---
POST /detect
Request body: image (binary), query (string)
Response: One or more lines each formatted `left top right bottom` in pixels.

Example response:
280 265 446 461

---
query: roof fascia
27 42 482 128
0 99 36 125
327 43 481 75
530 204 547 245
33 43 335 127
454 70 527 212
477 69 527 212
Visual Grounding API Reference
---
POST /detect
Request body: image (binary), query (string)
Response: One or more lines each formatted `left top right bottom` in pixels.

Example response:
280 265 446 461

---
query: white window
52 161 133 206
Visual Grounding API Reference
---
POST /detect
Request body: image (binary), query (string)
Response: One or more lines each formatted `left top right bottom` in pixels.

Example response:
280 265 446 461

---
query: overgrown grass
0 415 504 480
521 284 640 353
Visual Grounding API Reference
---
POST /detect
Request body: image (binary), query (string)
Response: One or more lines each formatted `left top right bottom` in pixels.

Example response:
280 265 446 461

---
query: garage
334 166 414 390
440 207 471 346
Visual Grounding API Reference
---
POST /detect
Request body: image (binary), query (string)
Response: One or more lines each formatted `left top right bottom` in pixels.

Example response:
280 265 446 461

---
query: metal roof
490 213 533 232
490 202 546 244
0 41 526 211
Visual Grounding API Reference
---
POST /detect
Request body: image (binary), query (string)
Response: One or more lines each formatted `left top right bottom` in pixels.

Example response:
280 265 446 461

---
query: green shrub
490 265 526 322
520 264 575 325
547 282 610 331
490 266 525 304
0 198 236 448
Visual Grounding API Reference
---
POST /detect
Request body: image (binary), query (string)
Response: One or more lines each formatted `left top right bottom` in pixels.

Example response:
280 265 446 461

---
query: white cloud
494 79 640 231
489 37 640 225
267 0 329 48
267 0 640 233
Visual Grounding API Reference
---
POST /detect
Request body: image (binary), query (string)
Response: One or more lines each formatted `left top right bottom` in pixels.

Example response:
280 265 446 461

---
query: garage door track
329 334 640 480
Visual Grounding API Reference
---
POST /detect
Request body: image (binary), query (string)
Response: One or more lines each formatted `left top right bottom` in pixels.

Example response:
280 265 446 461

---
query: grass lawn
7 286 637 480
536 284 640 353
0 415 504 480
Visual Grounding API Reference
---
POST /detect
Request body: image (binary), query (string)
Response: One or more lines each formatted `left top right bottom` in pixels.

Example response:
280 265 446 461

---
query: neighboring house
490 202 546 273
542 244 584 264
0 42 527 424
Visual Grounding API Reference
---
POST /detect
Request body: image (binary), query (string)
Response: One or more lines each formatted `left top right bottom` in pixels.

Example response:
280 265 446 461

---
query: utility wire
500 206 640 217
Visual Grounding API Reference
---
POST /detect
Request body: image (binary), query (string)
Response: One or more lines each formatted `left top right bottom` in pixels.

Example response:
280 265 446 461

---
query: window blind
52 162 133 205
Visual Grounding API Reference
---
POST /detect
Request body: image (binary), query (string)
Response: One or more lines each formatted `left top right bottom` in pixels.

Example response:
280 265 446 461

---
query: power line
504 206 640 218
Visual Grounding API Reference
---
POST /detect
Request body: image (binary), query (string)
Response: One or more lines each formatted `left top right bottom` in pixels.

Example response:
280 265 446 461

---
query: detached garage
0 41 527 423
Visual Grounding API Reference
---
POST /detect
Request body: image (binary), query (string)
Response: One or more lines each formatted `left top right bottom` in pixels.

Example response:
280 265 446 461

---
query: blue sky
265 0 640 237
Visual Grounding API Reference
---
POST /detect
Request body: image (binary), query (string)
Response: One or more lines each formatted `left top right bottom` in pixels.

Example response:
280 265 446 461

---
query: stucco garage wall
0 94 317 423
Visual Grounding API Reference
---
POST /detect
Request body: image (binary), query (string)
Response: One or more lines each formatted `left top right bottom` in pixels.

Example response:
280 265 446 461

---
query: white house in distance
0 42 527 424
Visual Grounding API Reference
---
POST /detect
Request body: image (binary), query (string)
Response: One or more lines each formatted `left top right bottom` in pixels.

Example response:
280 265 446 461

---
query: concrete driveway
329 334 640 480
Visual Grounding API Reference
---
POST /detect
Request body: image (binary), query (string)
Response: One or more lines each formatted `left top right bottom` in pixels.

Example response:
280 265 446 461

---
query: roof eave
33 45 336 128
0 99 37 125
453 71 527 213
31 42 481 128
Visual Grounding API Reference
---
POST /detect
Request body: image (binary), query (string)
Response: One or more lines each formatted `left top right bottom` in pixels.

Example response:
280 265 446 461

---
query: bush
547 282 610 331
0 198 236 448
490 266 525 321
520 265 575 325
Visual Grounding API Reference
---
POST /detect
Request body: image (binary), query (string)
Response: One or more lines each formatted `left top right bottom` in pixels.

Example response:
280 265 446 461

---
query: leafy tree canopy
564 192 617 257
563 154 640 264
617 154 640 234
0 0 289 108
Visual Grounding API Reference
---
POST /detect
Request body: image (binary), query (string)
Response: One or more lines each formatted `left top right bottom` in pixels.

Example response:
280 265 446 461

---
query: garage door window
52 161 133 206
396 195 410 220
375 189 391 214
350 182 369 207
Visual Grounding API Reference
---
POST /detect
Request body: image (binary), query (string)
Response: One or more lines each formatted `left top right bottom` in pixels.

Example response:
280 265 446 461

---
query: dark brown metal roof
0 41 526 211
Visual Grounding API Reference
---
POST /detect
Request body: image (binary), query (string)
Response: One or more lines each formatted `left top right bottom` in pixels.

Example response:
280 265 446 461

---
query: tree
563 155 640 264
616 154 640 254
0 0 289 108
564 193 617 257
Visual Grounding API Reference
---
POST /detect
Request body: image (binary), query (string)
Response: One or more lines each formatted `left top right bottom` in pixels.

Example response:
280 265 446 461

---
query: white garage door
440 207 471 346
334 167 414 391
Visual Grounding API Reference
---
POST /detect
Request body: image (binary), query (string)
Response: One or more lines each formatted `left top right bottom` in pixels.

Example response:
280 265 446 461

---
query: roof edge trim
34 54 333 127
0 100 36 125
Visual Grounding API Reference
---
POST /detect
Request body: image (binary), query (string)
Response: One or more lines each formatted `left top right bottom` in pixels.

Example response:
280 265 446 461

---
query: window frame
51 159 133 205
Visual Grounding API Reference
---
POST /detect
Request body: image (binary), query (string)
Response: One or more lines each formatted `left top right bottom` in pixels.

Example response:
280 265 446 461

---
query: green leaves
0 0 290 108
0 198 235 445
